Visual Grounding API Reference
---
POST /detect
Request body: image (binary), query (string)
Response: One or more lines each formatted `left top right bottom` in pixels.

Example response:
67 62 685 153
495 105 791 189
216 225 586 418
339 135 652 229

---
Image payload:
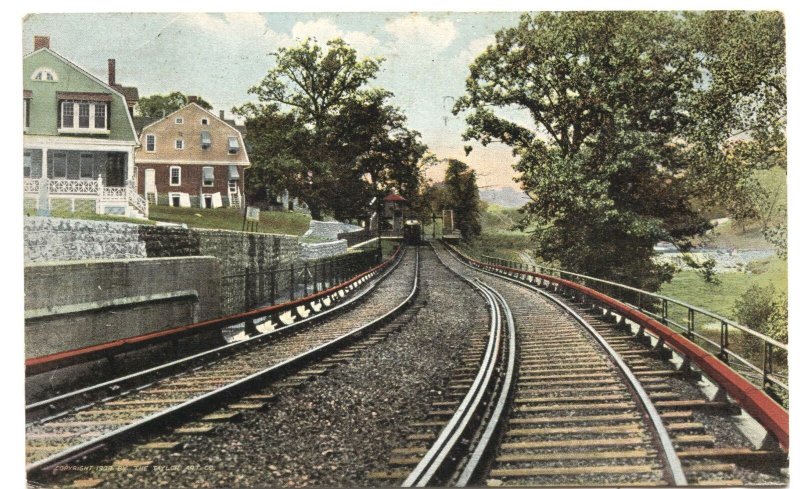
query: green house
23 36 147 218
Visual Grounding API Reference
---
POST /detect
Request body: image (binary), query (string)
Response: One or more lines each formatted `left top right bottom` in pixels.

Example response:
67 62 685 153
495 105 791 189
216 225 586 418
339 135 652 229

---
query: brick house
135 103 249 208
23 36 147 218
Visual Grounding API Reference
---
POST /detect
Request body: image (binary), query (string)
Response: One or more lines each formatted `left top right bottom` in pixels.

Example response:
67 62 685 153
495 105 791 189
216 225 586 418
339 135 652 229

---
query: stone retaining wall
300 239 349 262
24 217 146 262
303 220 363 241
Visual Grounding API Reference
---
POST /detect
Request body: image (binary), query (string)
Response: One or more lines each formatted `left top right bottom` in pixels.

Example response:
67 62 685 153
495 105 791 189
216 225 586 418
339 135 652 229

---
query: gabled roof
24 47 138 140
113 85 139 105
132 116 160 135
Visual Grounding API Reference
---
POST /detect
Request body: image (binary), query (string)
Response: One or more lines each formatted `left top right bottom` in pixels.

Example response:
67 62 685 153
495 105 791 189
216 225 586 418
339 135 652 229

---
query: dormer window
227 136 240 154
58 93 111 134
31 67 57 82
200 131 211 149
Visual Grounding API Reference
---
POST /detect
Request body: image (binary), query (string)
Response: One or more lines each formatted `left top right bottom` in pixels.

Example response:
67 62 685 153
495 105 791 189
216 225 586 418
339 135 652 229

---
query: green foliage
137 92 212 117
733 284 787 344
442 159 482 240
455 11 785 290
236 39 429 220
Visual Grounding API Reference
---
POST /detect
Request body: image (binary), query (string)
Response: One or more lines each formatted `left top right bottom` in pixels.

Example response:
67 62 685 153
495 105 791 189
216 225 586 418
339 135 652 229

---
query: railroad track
370 242 787 487
26 246 420 479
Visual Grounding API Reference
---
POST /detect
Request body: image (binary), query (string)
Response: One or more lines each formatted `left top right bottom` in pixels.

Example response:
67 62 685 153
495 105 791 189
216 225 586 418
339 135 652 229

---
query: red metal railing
448 245 789 450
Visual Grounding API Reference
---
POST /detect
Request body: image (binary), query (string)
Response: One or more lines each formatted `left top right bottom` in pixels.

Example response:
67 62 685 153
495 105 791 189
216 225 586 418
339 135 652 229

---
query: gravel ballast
70 246 488 488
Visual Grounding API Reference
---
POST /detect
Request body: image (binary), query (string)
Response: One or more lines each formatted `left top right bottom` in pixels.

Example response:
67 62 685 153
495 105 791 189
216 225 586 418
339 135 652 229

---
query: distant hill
480 187 529 208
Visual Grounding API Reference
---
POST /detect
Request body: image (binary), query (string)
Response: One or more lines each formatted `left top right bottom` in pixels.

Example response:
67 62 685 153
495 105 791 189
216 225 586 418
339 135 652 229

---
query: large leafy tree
137 92 212 117
237 39 430 220
454 11 785 289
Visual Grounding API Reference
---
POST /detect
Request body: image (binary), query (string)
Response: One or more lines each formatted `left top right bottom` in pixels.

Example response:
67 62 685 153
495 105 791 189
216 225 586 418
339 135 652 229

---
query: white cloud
177 13 290 47
291 18 380 55
385 14 457 54
457 35 495 68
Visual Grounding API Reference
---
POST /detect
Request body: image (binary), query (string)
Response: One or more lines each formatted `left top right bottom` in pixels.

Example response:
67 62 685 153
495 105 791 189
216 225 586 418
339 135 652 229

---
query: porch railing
23 176 148 218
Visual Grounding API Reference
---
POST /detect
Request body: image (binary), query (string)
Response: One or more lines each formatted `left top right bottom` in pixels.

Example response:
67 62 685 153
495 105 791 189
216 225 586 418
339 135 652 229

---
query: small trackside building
135 103 250 209
23 36 147 218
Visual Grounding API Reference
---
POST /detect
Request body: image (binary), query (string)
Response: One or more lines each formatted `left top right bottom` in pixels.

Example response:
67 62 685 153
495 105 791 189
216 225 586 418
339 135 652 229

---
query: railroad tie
365 470 409 480
495 449 652 463
201 411 242 423
174 424 216 434
501 437 645 451
489 464 657 478
139 441 184 451
69 479 105 488
112 459 152 468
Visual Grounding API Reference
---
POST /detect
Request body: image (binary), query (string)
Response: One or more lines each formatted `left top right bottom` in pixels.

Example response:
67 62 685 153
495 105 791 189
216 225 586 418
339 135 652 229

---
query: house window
202 166 215 187
94 104 106 129
146 134 156 152
62 103 74 128
170 166 181 186
228 136 240 154
79 153 94 179
24 98 30 130
24 152 31 178
78 103 90 128
52 152 67 179
201 118 209 125
200 131 211 148
175 139 184 150
60 101 107 132
176 117 184 124
31 68 57 81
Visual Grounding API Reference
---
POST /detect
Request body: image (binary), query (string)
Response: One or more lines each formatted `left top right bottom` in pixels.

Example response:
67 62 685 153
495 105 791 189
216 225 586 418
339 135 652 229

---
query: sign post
243 206 260 232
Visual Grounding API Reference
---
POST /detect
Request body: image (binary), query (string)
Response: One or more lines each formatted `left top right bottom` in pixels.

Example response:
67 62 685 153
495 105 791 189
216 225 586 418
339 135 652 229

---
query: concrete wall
300 239 348 262
25 256 220 358
24 216 302 315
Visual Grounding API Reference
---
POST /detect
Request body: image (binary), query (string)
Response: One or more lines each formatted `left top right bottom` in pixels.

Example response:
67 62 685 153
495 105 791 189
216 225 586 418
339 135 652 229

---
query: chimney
34 36 50 51
219 110 225 120
187 95 198 104
108 59 116 86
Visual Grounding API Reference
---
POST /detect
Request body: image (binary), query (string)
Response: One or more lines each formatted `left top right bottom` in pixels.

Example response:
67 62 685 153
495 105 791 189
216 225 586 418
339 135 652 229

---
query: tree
442 159 482 240
237 39 430 220
454 12 785 289
137 92 213 117
683 12 786 256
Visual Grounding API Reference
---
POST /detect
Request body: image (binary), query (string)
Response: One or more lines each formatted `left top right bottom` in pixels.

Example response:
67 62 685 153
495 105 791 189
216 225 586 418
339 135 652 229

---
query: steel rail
27 247 420 476
446 245 688 486
451 244 789 451
27 247 407 423
401 278 503 487
454 281 517 487
26 246 398 376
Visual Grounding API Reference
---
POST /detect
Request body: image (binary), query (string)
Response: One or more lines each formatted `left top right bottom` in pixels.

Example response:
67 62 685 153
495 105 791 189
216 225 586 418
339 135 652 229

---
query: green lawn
147 206 311 236
658 256 787 319
25 209 157 225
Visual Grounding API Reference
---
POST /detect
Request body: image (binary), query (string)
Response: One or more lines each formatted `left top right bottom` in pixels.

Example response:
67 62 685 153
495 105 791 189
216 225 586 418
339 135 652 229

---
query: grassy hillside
31 206 312 236
658 257 787 319
148 206 311 236
462 203 534 261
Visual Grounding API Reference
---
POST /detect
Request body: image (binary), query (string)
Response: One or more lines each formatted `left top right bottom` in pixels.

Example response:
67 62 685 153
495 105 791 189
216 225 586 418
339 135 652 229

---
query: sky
22 12 528 190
